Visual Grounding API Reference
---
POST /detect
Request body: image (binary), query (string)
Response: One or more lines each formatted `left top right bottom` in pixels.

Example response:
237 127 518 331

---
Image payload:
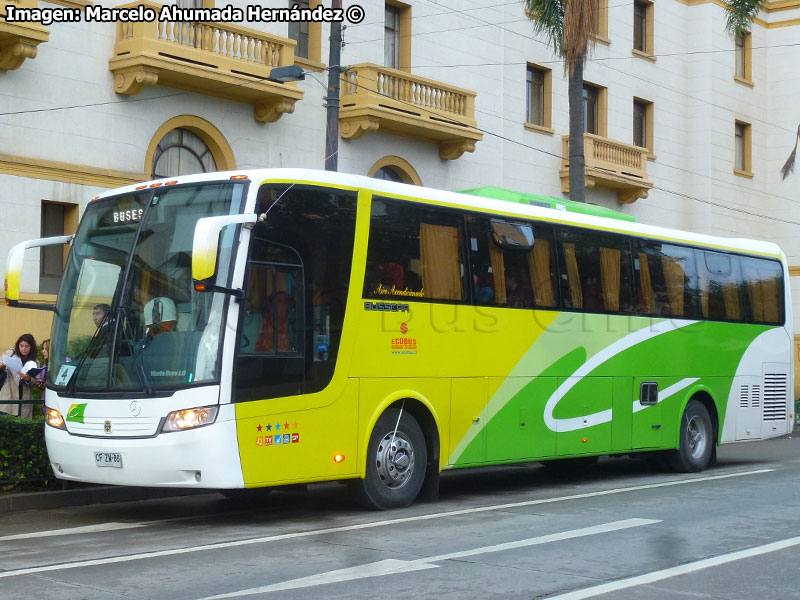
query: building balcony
108 0 302 123
340 63 483 160
560 134 653 204
0 0 50 71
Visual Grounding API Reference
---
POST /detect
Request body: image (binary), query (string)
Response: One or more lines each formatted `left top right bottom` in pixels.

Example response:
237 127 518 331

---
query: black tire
669 400 714 473
352 408 427 510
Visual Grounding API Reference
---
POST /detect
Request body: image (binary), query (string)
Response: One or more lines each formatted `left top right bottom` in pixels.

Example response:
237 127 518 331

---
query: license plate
94 452 122 468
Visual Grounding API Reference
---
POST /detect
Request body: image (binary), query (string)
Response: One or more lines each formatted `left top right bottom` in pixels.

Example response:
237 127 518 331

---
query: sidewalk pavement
0 485 213 514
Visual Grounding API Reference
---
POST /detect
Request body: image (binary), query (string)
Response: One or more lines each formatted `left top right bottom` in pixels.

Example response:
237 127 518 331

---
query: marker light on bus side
162 406 219 433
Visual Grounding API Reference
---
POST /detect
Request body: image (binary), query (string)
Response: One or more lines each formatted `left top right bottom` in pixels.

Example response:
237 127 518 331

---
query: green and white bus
5 169 793 509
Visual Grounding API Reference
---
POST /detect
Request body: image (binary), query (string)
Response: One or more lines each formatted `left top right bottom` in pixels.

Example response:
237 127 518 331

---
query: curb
0 486 214 514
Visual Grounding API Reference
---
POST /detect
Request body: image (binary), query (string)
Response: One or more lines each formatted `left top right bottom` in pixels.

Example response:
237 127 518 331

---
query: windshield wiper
118 307 154 396
65 316 115 396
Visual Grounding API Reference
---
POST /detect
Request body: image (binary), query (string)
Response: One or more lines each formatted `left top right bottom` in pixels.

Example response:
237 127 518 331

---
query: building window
632 0 654 57
40 202 78 295
735 121 752 176
368 156 422 185
286 0 321 63
633 98 653 154
384 1 411 71
527 67 544 125
583 85 597 134
288 0 310 59
525 64 553 131
593 0 609 42
735 31 752 84
582 83 607 136
152 128 217 179
384 5 400 69
373 166 405 183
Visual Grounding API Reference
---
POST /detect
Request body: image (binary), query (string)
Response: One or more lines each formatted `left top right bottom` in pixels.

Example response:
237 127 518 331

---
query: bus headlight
45 407 66 430
162 406 219 432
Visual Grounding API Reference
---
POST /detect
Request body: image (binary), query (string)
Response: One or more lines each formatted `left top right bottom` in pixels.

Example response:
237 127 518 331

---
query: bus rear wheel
353 408 427 510
669 400 713 473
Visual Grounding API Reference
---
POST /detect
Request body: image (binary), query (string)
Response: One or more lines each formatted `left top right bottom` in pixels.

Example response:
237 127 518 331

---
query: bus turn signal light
334 453 345 463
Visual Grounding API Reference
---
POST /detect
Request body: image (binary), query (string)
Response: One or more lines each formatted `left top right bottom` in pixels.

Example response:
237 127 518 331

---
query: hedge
0 413 54 491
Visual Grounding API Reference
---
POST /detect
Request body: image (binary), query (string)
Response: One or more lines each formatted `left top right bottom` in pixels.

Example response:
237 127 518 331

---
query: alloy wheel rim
687 415 707 459
375 431 415 489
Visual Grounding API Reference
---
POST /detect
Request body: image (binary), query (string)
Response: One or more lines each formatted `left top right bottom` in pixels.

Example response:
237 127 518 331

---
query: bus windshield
49 182 246 395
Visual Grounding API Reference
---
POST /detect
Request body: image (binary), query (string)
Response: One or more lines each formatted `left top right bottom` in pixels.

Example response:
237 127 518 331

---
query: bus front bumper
44 419 244 489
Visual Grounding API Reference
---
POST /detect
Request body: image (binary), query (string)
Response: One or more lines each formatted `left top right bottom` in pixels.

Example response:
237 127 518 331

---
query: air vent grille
763 374 787 422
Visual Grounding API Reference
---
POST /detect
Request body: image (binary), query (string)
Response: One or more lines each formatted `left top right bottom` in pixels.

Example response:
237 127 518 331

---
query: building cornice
763 0 800 13
675 0 799 27
0 153 146 187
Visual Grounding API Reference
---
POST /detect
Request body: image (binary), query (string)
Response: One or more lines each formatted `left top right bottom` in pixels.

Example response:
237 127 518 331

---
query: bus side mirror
5 235 73 310
192 214 256 293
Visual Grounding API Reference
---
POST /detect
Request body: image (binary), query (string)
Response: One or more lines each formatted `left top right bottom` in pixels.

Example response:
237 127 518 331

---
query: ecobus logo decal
364 301 409 313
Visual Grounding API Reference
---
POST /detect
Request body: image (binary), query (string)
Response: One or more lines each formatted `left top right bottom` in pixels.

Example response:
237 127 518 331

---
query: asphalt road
2 434 800 600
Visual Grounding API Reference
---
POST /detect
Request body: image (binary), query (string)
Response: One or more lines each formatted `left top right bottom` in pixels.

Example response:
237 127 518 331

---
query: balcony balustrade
108 0 302 122
0 0 50 71
340 63 482 160
560 133 653 204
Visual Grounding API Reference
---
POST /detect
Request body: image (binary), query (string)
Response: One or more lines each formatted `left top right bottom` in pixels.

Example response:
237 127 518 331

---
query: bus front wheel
353 408 427 510
669 400 713 473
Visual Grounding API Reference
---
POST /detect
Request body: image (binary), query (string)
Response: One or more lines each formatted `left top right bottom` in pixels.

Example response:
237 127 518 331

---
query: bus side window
635 241 698 319
740 256 784 324
465 216 556 309
557 227 634 314
364 197 466 302
697 250 743 322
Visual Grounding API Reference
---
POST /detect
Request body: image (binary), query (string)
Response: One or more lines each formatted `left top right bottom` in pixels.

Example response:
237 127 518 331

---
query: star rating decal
255 418 301 447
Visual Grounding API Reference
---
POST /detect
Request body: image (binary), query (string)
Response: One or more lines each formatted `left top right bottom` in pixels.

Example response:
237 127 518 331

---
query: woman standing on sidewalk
0 333 39 419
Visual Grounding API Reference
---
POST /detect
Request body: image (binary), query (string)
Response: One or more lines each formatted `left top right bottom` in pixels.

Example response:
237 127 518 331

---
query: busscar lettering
4 6 81 26
364 301 410 313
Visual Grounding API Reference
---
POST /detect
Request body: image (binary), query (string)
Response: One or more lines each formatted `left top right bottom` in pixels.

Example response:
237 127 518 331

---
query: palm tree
781 124 800 180
721 1 796 179
523 0 596 203
722 0 763 38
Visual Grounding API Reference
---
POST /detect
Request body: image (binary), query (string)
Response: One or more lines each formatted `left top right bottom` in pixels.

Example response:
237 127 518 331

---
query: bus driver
143 297 178 338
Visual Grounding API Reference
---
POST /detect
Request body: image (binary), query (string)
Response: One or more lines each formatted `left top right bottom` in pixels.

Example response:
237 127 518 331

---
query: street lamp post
267 1 343 172
325 0 343 172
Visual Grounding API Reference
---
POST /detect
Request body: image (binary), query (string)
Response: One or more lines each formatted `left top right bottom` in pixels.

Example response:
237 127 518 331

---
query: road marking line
546 534 800 599
0 522 148 542
198 519 661 599
0 468 773 579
